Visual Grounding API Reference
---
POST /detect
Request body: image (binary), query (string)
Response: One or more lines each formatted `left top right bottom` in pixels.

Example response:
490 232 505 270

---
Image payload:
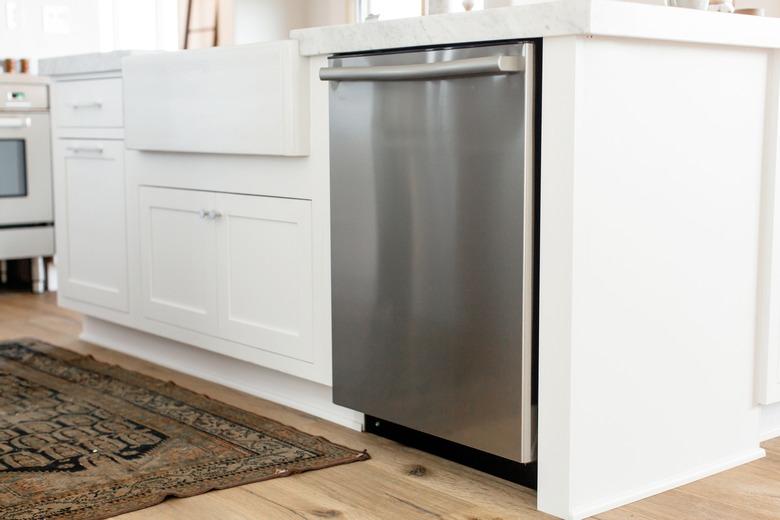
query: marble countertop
291 0 780 56
39 50 152 76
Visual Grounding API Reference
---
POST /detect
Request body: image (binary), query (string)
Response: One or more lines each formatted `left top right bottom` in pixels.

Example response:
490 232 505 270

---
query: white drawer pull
66 146 104 155
70 101 103 110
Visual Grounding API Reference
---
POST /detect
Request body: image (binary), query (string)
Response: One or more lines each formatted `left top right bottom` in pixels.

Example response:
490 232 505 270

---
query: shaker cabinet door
55 140 128 311
215 193 314 363
138 186 218 334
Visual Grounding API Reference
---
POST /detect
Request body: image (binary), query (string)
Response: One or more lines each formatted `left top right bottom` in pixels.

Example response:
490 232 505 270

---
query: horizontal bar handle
320 55 524 82
70 101 103 109
66 146 104 154
0 118 27 129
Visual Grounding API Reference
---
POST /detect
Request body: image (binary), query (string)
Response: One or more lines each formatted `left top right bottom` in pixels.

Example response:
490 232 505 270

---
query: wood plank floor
1 290 778 519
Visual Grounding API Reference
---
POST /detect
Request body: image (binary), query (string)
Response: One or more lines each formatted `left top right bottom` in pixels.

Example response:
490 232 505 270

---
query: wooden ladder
183 0 219 49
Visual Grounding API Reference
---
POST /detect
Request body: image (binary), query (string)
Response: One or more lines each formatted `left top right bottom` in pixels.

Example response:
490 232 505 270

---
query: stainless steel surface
31 256 45 294
198 209 222 220
329 42 537 463
520 47 537 458
320 55 523 82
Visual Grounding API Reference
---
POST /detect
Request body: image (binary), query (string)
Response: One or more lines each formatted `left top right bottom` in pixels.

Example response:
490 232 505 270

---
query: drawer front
54 78 123 129
123 41 309 156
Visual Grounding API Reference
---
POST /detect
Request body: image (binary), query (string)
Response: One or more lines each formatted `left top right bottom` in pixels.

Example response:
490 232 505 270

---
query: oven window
0 139 27 198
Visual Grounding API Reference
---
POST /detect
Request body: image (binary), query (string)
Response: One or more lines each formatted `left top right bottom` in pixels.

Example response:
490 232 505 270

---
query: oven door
0 113 53 226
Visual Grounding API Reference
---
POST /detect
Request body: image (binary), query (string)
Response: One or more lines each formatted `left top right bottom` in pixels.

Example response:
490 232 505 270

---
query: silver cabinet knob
199 209 222 220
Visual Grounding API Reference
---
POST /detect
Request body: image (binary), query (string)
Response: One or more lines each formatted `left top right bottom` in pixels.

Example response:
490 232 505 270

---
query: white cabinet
139 187 218 334
139 187 314 362
54 140 128 312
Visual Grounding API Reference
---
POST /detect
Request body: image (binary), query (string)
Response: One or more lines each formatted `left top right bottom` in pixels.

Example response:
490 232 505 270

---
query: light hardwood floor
1 290 778 520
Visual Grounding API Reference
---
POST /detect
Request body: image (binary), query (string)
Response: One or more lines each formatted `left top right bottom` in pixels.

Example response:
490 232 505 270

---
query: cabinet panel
55 140 128 311
139 187 218 334
123 41 309 156
216 194 314 362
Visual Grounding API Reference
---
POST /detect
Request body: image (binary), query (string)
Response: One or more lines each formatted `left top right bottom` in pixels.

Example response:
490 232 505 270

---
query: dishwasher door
325 42 536 463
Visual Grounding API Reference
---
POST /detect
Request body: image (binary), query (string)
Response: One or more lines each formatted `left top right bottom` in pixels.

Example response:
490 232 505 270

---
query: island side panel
539 35 767 519
757 49 780 409
538 34 580 519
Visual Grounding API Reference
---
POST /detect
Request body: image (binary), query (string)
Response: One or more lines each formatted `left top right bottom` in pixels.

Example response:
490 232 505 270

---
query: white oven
0 81 52 226
0 77 54 292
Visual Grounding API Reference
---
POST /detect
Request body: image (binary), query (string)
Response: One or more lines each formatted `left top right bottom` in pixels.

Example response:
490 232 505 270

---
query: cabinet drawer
54 78 123 129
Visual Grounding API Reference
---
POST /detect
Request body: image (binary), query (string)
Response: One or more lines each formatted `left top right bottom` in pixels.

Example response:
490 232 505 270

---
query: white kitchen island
43 1 780 519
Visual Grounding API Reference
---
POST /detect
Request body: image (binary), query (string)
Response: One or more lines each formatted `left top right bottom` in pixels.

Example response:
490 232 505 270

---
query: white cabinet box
54 140 128 312
139 186 315 363
123 41 309 156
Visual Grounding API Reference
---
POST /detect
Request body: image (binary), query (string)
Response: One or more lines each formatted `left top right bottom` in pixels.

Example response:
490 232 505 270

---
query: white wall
103 0 179 52
0 0 102 70
0 0 177 72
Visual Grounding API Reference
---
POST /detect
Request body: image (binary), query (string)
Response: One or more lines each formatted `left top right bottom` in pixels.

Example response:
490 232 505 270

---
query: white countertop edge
291 2 587 56
39 50 150 77
291 0 780 57
590 1 780 50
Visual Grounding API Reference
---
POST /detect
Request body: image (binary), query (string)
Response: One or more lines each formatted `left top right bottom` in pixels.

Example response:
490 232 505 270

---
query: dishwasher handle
320 55 524 82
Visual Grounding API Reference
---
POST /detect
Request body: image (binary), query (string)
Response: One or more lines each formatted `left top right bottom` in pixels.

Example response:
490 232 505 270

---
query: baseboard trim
760 426 780 442
80 317 364 432
569 448 766 520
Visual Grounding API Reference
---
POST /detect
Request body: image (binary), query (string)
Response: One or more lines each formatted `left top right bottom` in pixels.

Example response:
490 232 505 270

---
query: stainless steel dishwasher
322 41 538 478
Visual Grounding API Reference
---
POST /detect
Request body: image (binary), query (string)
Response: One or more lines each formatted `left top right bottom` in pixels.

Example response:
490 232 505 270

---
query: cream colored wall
307 0 354 26
230 0 352 45
736 0 780 16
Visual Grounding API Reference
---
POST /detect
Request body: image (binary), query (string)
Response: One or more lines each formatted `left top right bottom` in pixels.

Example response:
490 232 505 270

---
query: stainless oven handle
320 55 524 82
66 146 104 155
0 117 28 129
70 101 103 109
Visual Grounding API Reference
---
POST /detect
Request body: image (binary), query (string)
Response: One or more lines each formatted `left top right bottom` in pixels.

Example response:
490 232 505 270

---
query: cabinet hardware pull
198 210 222 220
320 55 524 82
70 101 103 109
66 146 104 154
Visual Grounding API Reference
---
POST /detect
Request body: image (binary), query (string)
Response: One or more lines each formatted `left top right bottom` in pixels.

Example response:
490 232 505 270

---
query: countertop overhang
291 0 780 56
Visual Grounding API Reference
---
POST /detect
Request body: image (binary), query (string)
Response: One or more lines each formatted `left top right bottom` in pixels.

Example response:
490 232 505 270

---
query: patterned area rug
0 339 369 520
